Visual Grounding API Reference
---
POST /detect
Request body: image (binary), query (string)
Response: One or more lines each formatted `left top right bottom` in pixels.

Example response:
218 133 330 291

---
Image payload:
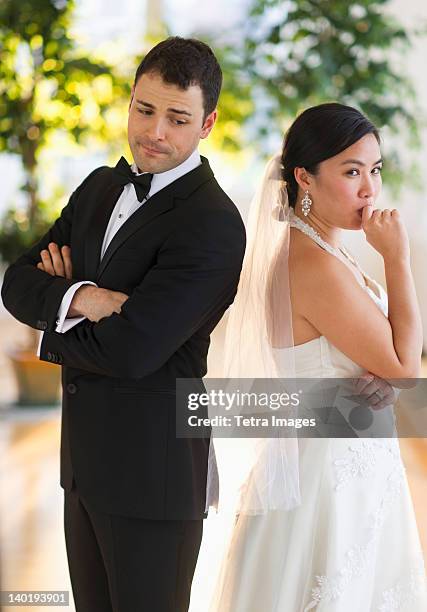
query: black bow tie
112 157 153 202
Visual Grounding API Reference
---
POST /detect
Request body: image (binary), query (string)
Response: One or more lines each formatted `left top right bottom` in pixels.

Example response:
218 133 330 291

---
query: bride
208 103 426 611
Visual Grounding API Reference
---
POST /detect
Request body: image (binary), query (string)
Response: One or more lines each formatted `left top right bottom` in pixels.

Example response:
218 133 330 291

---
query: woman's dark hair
281 103 380 208
134 37 222 121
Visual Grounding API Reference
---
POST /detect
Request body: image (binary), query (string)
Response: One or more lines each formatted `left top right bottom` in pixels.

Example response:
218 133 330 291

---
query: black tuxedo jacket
1 157 246 520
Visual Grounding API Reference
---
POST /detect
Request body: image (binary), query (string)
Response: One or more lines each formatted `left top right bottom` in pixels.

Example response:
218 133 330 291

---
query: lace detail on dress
289 210 337 257
304 541 377 611
333 440 400 492
303 448 406 611
376 563 427 611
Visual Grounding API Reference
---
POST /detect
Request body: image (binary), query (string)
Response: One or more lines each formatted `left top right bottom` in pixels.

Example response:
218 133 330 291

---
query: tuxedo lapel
85 184 124 281
90 156 214 281
96 190 174 280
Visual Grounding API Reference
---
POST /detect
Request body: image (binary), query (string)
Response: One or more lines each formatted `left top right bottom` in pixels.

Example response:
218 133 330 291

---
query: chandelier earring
301 190 312 217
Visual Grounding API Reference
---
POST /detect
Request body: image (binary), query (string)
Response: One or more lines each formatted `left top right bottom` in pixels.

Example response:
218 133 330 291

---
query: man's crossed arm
38 241 128 322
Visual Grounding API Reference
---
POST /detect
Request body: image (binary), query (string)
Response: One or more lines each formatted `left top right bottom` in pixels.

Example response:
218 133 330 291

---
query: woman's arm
383 253 423 381
296 244 422 383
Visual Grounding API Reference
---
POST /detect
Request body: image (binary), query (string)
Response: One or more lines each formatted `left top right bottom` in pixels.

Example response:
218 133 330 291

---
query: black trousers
64 484 203 612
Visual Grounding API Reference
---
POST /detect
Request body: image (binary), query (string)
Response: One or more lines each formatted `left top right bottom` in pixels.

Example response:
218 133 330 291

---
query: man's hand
37 242 73 279
68 285 129 322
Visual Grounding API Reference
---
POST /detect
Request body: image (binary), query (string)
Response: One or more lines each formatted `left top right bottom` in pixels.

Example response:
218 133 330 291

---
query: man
1 37 246 612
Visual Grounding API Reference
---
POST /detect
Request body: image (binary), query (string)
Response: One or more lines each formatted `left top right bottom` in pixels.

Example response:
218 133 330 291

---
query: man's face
127 71 217 174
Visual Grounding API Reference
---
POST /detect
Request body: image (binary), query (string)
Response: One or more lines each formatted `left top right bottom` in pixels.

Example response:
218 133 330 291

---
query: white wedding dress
209 216 427 611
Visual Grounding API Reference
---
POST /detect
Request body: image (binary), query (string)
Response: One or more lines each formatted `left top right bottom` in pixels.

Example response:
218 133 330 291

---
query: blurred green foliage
0 205 51 263
213 0 424 189
0 0 131 262
204 42 255 153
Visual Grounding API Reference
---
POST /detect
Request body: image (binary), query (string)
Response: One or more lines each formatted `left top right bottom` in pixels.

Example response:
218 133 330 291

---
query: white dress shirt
37 150 201 355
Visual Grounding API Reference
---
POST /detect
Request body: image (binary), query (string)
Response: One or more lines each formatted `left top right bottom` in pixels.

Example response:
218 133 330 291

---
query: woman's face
306 133 383 230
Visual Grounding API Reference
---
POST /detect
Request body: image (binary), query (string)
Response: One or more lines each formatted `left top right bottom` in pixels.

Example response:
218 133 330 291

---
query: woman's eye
346 167 382 177
137 109 152 115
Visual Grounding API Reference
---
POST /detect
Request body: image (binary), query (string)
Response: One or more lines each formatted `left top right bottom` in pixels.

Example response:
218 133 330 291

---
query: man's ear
200 109 217 139
128 85 135 112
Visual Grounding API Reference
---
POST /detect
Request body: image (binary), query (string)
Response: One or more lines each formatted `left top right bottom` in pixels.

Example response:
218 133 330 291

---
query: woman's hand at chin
361 204 410 263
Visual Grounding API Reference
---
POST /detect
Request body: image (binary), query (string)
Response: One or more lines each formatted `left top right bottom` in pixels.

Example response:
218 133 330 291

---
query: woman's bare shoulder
289 228 344 289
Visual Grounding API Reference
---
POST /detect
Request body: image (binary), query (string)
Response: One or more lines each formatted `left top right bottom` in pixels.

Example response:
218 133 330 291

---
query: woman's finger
373 377 395 400
361 203 374 225
371 209 382 221
368 387 395 410
358 380 379 396
353 374 374 394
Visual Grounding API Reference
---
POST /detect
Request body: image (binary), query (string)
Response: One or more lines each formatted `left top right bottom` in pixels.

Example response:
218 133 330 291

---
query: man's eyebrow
168 107 192 117
136 99 155 108
136 99 192 117
341 158 383 166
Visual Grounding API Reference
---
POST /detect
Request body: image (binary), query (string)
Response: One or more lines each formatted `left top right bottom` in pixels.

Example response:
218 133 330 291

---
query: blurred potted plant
0 203 58 405
0 0 131 405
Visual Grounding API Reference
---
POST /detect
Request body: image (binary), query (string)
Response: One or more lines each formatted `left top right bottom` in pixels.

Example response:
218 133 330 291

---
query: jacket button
66 383 77 394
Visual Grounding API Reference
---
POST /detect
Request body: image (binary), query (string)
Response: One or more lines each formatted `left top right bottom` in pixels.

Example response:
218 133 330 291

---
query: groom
1 37 246 611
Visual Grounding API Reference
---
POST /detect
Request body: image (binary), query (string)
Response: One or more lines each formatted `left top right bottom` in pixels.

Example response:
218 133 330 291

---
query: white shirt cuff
36 332 44 358
55 281 97 333
36 281 97 358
